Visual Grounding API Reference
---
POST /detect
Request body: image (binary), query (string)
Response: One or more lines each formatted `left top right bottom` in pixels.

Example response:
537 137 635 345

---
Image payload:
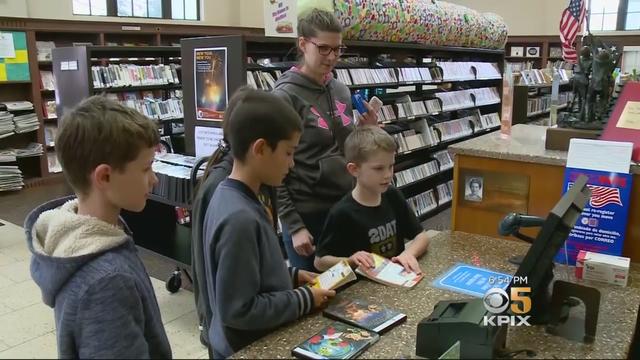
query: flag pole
585 0 591 37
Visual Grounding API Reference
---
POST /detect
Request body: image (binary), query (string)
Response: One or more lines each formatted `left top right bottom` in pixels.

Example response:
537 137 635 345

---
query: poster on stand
555 139 633 265
194 47 228 121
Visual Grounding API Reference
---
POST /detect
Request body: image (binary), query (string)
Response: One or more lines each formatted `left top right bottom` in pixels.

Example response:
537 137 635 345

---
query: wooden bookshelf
181 35 505 221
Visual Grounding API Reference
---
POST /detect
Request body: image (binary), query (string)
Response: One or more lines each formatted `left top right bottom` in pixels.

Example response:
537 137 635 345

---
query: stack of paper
0 165 24 192
0 112 15 139
13 112 39 133
1 101 34 111
14 142 43 157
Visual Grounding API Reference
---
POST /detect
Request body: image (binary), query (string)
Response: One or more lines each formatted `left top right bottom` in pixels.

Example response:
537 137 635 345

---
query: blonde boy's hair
56 95 159 195
344 125 397 164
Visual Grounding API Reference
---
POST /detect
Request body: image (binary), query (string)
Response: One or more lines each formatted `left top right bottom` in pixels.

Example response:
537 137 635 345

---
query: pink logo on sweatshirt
310 106 329 129
310 101 351 129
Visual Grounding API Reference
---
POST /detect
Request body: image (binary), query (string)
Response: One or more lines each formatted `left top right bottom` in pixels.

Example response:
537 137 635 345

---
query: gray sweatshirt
25 196 172 359
272 68 355 234
203 179 314 357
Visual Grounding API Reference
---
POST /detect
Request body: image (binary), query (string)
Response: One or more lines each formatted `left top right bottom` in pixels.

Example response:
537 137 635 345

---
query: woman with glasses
273 8 378 271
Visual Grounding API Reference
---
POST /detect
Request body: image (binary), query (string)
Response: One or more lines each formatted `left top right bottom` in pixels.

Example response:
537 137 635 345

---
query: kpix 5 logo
482 276 532 326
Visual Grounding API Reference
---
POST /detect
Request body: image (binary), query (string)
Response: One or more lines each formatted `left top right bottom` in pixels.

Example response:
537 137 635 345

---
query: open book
355 253 424 288
310 260 357 290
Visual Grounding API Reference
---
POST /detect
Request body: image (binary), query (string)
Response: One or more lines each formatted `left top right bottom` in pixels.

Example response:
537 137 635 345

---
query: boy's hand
292 228 315 257
309 287 336 309
349 251 375 269
297 270 319 286
357 101 379 126
392 252 422 274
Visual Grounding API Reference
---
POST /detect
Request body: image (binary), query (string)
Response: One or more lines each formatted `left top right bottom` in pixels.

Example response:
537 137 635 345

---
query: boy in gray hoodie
203 88 335 358
25 96 172 358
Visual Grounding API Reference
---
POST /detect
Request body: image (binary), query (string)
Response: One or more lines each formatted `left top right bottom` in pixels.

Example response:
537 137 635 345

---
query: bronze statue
559 33 621 130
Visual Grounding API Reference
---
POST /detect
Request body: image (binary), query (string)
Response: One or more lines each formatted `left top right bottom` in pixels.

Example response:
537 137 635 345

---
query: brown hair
297 8 342 37
344 125 397 164
56 95 160 195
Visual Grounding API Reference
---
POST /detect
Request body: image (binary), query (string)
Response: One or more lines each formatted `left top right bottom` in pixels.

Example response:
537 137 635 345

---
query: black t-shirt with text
316 186 423 259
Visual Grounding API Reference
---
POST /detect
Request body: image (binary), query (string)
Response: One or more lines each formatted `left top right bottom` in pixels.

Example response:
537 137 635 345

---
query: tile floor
0 219 208 359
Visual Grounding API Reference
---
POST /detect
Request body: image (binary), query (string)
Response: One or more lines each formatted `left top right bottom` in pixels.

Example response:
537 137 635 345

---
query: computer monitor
506 174 591 324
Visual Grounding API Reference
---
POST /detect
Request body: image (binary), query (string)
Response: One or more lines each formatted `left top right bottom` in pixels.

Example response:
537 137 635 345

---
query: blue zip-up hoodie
25 196 172 359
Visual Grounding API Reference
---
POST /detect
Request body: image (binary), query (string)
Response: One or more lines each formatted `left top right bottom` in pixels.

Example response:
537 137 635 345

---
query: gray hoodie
272 68 355 234
25 196 172 359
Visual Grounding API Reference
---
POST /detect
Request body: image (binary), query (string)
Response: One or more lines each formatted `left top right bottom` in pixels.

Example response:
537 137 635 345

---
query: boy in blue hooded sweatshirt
25 96 172 358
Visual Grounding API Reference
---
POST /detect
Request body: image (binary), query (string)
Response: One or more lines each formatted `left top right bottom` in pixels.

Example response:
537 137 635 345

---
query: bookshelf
512 82 573 125
51 46 186 161
181 35 505 222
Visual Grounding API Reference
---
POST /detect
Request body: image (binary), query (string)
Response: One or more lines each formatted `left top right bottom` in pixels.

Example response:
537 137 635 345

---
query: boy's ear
346 162 359 177
92 164 112 189
250 138 268 158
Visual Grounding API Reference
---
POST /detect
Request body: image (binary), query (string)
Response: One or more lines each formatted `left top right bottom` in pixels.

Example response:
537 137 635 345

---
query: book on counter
309 260 357 291
323 298 407 334
355 253 424 288
291 321 380 359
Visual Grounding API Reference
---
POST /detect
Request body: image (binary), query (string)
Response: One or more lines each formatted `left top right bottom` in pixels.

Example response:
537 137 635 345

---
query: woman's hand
357 101 379 126
292 228 315 257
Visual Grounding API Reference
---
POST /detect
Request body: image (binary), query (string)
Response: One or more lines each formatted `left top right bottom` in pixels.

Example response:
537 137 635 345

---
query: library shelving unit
181 35 505 222
0 30 47 192
51 45 186 151
512 81 573 124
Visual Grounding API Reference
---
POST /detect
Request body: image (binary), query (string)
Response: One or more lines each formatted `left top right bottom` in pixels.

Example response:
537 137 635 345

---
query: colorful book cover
309 260 357 290
323 298 406 334
194 47 228 121
292 321 379 359
355 253 423 288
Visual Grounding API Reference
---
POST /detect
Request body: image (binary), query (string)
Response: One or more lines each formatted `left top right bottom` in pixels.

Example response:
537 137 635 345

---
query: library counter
231 231 640 359
449 124 640 261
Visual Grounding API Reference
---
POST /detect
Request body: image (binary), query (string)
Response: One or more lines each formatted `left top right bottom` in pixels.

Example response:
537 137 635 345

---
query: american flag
559 0 586 63
586 184 623 208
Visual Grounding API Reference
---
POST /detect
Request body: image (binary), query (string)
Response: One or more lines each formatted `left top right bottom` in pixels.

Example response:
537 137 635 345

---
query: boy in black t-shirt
314 126 431 273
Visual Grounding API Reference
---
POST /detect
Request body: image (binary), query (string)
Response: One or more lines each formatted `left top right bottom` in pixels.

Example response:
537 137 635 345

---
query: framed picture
549 47 562 58
464 176 483 202
526 47 541 58
510 46 524 57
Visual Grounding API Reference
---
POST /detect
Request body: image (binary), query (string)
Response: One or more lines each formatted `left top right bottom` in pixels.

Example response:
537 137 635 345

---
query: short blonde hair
56 95 159 195
344 125 397 164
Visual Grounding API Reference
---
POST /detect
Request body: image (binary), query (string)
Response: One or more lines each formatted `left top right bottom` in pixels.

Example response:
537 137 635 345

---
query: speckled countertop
448 124 640 175
231 231 640 359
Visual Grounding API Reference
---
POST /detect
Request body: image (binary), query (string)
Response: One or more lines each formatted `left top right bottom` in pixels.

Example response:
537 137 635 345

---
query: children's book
355 253 424 288
323 298 406 334
291 321 379 359
310 260 357 290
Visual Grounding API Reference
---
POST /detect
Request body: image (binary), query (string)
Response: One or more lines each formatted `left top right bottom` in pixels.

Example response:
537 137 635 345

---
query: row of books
519 68 572 86
437 180 454 206
103 90 184 121
433 150 454 170
151 153 204 205
432 116 474 142
408 189 438 217
0 143 44 162
435 89 476 111
508 61 536 72
395 99 443 119
47 152 62 174
395 160 440 188
0 111 39 139
477 113 502 130
1 101 33 112
40 71 56 91
393 124 440 154
527 92 574 116
471 87 501 106
92 64 180 89
0 165 23 192
246 70 282 91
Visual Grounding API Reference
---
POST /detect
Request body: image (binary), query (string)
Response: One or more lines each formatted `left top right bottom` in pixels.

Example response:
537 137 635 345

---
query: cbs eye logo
483 287 531 314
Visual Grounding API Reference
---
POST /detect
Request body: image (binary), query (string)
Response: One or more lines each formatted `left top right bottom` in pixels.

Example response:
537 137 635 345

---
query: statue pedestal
545 127 602 151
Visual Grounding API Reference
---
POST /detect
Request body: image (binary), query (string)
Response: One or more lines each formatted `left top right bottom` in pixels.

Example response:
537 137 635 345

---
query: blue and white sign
555 139 634 266
556 168 633 265
432 263 512 298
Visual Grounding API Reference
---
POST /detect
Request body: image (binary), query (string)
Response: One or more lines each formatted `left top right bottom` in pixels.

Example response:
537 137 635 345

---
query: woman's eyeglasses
306 39 347 56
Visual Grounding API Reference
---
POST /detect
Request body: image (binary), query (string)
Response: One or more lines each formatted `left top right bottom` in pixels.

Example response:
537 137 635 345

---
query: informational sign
0 31 29 81
556 139 634 265
432 263 512 298
194 47 228 121
194 126 224 158
263 0 297 37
